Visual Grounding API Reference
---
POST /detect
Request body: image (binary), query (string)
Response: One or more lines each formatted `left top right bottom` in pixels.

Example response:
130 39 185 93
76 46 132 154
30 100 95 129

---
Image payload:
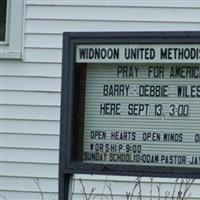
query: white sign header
76 44 200 63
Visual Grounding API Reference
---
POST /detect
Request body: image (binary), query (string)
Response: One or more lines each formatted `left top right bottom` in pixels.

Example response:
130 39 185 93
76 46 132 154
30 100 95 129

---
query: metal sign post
59 31 200 200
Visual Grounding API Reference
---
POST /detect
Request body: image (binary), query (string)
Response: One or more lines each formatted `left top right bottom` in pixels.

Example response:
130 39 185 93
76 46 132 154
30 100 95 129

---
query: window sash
0 0 8 43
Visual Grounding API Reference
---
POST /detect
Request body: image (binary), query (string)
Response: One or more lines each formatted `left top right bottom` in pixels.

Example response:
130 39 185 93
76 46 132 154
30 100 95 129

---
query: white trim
0 0 24 59
0 51 21 59
5 0 10 44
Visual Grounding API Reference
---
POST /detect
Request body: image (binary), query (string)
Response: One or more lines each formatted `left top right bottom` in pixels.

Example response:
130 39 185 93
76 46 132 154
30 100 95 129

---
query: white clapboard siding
1 105 59 121
24 34 62 49
25 0 200 8
26 5 200 23
23 48 61 63
1 177 58 200
1 177 57 192
1 91 60 106
1 60 61 77
1 0 200 200
25 20 200 35
1 162 58 178
1 76 61 92
1 119 59 135
1 133 59 149
0 191 58 200
1 148 58 163
0 147 58 164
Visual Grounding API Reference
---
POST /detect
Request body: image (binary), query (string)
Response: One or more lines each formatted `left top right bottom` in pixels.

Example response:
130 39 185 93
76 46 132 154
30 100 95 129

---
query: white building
1 1 200 199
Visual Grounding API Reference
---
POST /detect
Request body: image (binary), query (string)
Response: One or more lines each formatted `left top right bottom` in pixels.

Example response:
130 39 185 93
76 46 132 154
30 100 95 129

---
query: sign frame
59 32 200 198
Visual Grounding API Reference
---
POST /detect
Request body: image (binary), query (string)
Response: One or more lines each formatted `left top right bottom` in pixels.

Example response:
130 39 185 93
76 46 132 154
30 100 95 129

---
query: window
0 0 7 42
0 0 23 59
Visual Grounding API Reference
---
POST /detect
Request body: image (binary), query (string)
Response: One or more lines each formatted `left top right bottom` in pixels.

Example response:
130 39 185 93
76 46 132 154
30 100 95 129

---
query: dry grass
0 177 195 200
78 177 195 200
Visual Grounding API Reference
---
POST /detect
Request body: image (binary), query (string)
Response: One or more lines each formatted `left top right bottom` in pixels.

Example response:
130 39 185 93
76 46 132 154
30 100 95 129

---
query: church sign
60 32 200 182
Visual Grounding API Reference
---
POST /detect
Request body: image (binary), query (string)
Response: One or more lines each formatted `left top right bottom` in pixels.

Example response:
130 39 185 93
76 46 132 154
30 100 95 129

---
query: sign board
59 32 200 189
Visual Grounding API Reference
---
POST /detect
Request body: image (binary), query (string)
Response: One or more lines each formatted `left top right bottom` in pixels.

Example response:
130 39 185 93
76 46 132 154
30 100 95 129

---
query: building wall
1 0 200 199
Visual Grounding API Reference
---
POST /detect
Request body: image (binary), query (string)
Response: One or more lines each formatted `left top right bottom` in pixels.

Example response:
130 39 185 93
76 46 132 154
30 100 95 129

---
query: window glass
0 0 7 41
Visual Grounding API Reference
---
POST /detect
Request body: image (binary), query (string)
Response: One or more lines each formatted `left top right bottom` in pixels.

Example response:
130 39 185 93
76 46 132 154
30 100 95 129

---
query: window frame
0 0 24 59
